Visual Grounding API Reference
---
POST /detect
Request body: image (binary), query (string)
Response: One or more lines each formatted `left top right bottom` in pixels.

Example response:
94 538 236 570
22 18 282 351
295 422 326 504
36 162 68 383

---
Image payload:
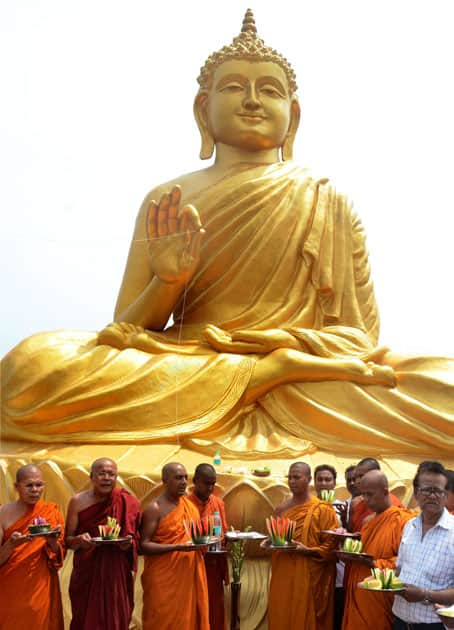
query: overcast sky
1 0 453 358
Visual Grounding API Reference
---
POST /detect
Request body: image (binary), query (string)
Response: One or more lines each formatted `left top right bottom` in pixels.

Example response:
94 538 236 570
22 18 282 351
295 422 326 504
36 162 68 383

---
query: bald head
90 458 117 475
290 462 311 476
14 465 45 506
16 464 42 483
361 470 388 491
162 462 188 499
162 462 186 482
354 458 381 492
193 463 217 502
288 462 312 499
360 470 391 514
194 463 216 480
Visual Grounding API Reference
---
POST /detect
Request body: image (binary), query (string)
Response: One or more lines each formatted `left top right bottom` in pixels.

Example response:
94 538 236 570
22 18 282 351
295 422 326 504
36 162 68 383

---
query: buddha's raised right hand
147 185 205 286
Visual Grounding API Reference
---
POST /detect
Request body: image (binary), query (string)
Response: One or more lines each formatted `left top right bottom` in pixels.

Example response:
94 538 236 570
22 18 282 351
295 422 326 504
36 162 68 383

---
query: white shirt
393 509 454 624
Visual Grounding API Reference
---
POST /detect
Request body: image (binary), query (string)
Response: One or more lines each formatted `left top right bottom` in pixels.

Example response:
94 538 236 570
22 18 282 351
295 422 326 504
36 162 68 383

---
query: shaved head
357 458 380 471
194 463 216 480
90 458 117 475
162 462 186 482
360 470 391 513
16 464 42 483
289 462 311 476
361 470 388 490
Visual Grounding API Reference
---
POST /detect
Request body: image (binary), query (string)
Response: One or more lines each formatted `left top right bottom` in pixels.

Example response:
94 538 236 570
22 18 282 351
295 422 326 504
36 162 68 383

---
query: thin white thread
174 281 190 448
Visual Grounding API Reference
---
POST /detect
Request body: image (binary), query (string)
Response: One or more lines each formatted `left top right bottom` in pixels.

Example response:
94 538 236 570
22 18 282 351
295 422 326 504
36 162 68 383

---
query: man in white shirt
393 461 454 629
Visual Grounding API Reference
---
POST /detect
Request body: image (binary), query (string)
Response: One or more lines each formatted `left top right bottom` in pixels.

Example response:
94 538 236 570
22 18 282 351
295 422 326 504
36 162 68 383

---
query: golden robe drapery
2 163 453 457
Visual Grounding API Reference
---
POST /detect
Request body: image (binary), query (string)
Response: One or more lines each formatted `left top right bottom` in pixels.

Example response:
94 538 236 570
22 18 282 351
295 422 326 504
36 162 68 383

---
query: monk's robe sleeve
43 505 65 570
310 504 338 561
373 510 412 571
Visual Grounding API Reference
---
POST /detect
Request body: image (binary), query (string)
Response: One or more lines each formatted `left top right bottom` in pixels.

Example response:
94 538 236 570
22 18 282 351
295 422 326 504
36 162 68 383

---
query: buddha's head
194 9 300 161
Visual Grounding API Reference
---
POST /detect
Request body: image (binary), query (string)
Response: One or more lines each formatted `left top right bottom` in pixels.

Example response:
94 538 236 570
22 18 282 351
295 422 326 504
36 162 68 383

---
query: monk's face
207 60 292 152
360 478 388 513
415 472 448 520
346 468 360 497
15 471 45 505
288 465 311 495
354 464 373 494
90 460 117 496
166 465 188 498
193 472 216 503
314 469 336 498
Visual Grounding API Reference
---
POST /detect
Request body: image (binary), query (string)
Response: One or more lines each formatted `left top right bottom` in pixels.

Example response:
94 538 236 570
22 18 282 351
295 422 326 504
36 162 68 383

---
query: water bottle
213 510 222 551
213 450 221 466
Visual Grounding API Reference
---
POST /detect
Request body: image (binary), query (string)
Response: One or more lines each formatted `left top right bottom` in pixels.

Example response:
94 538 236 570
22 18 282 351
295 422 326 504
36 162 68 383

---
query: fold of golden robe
268 498 338 630
0 500 65 630
141 496 209 630
2 162 453 457
342 506 413 630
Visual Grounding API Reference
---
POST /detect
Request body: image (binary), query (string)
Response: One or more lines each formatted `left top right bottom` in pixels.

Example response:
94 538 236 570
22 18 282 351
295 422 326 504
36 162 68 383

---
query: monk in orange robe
0 464 65 630
267 462 338 630
350 458 404 531
188 463 229 630
342 470 413 630
141 462 210 630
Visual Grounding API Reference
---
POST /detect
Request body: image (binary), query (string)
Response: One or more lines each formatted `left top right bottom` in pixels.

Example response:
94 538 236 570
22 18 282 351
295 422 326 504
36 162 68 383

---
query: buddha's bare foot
97 322 146 350
341 359 396 387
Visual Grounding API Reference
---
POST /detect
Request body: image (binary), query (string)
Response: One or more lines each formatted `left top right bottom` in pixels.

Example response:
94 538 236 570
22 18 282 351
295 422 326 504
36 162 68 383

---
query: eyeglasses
416 486 447 497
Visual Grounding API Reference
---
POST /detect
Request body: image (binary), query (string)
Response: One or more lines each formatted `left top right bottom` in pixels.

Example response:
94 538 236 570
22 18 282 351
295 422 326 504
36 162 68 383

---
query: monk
65 457 141 630
188 463 229 630
0 464 65 629
266 462 338 630
341 470 413 630
350 458 404 532
140 462 210 630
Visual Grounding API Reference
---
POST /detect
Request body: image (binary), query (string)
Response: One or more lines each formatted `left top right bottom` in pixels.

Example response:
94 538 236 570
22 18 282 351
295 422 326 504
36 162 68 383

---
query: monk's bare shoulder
275 499 294 516
68 490 95 514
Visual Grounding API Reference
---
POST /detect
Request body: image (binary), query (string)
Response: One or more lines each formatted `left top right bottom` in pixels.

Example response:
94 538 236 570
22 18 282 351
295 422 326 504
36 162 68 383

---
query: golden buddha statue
2 10 453 462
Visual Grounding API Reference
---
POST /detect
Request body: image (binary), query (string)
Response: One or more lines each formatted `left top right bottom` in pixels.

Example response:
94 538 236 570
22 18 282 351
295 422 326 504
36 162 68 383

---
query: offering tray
225 531 267 541
322 530 361 540
91 537 130 544
28 528 60 538
358 582 405 593
269 543 298 551
185 536 220 547
336 550 373 561
437 607 454 621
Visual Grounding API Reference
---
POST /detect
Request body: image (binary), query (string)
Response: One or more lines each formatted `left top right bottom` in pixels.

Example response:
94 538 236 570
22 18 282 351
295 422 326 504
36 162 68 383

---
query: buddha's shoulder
140 167 214 206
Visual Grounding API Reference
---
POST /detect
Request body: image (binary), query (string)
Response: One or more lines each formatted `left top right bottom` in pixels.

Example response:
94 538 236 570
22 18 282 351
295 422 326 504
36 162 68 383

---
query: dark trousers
334 587 344 630
393 616 445 630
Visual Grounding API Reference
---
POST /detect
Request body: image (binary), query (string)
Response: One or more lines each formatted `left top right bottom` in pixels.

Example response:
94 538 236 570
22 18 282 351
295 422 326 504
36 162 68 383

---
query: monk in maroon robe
66 458 141 630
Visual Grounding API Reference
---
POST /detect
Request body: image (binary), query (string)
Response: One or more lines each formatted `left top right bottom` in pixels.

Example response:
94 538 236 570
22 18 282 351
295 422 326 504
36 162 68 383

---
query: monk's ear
194 91 214 160
282 97 301 162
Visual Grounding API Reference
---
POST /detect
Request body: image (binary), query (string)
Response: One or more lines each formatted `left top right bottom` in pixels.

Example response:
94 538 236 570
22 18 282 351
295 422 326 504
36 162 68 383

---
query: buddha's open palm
147 185 205 285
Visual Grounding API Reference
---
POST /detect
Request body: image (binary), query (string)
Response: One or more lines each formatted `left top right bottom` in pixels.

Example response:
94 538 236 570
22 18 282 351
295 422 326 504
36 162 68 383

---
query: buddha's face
206 59 293 152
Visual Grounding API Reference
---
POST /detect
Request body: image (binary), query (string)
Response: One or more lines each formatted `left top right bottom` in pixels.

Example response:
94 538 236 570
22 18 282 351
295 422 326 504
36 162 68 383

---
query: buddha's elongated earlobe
282 98 301 161
194 92 214 160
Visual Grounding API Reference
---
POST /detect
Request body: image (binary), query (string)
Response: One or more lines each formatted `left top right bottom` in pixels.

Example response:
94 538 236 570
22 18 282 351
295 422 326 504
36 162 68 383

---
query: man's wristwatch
422 589 432 605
